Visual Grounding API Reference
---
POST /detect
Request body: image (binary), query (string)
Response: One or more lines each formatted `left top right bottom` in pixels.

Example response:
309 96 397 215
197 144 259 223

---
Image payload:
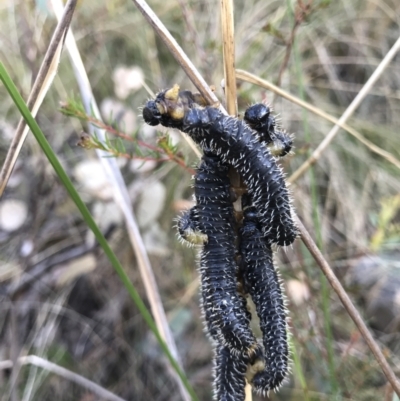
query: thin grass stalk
235 69 400 174
295 215 400 398
220 1 253 399
0 356 126 401
132 0 222 109
0 0 78 198
0 62 199 401
50 2 191 399
220 0 237 116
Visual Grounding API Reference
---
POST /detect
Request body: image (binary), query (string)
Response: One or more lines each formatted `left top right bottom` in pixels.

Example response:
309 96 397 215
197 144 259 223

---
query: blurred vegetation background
1 0 400 400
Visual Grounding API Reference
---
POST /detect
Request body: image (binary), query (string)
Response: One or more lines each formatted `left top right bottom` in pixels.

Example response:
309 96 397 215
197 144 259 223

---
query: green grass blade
0 61 198 401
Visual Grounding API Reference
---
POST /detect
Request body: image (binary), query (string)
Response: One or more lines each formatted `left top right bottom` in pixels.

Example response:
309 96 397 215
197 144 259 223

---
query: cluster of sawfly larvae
143 85 297 400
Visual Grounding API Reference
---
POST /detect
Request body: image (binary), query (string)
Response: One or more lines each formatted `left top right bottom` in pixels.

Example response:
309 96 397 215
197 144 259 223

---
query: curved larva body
240 207 289 392
214 346 248 401
195 153 259 355
183 107 297 247
244 103 293 157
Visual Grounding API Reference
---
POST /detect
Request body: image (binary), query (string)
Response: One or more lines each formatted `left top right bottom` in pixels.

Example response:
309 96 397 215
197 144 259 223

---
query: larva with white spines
213 346 249 401
244 103 293 158
183 106 297 246
176 206 208 246
143 87 298 246
240 205 290 392
193 152 260 356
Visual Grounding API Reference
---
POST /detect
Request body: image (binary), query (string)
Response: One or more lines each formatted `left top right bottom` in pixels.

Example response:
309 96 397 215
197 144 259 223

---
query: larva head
244 103 276 144
142 100 162 126
244 104 271 129
177 209 208 245
142 84 186 129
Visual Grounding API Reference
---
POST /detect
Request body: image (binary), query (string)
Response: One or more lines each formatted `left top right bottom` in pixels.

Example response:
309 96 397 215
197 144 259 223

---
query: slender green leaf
0 61 198 401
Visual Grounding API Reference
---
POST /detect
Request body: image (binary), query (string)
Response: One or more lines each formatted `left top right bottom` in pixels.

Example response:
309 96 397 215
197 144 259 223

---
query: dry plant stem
132 0 224 111
244 381 252 401
235 69 400 174
132 0 225 157
0 355 126 401
220 0 237 116
51 2 189 400
220 2 250 400
72 112 193 170
296 216 400 397
384 382 394 401
0 0 77 198
288 34 400 183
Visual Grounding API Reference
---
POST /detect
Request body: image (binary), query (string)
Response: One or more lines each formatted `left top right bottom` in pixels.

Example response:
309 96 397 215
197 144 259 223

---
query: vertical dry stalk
220 1 252 400
220 0 237 116
132 0 221 108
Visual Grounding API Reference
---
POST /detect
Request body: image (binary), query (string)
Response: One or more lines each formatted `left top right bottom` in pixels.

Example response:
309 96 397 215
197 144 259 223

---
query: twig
0 0 77 198
296 215 400 397
51 1 191 400
71 112 192 171
288 34 400 183
220 2 252 400
235 69 400 176
131 0 224 111
0 355 127 401
384 382 394 401
220 0 237 116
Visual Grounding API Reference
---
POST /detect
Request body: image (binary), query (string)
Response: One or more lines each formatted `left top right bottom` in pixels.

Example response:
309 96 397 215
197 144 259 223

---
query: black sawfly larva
192 151 260 356
176 206 208 246
213 346 249 401
240 203 289 392
244 103 293 158
143 85 298 246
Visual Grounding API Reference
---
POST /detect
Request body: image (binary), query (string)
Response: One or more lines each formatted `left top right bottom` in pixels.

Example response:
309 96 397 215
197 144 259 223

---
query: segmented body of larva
143 86 298 246
194 152 260 356
240 206 289 392
213 346 249 401
143 85 295 400
244 103 293 158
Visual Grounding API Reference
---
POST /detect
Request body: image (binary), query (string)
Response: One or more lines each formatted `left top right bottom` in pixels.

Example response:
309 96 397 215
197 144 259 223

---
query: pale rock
136 180 166 228
139 124 157 141
20 239 34 257
0 199 28 231
286 279 310 306
74 160 112 201
113 66 144 99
